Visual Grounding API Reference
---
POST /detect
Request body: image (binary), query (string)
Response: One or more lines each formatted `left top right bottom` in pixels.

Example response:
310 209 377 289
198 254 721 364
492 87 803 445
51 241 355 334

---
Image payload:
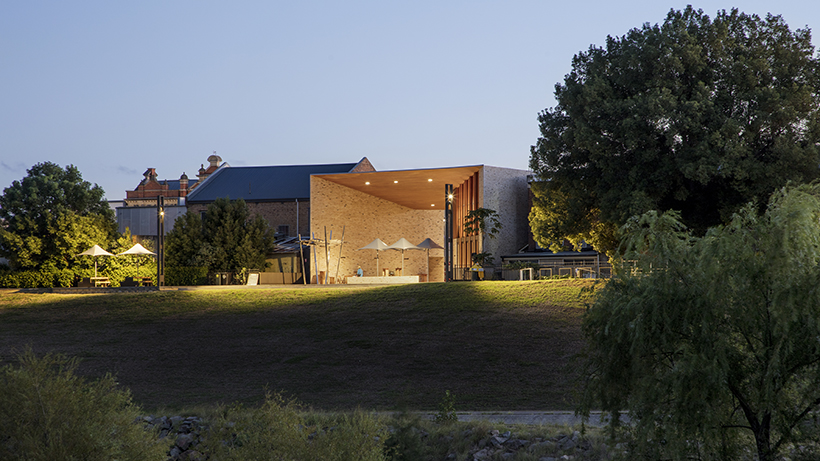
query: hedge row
0 266 211 288
0 268 76 288
165 266 208 286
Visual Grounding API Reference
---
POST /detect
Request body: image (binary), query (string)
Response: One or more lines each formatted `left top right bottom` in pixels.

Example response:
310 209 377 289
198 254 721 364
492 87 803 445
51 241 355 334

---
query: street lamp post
157 196 165 287
444 184 454 282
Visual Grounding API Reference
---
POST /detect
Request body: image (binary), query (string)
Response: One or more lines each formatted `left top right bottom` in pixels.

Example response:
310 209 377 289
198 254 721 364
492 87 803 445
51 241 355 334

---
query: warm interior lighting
394 180 398 183
365 181 370 185
428 178 433 182
448 194 454 201
431 204 435 207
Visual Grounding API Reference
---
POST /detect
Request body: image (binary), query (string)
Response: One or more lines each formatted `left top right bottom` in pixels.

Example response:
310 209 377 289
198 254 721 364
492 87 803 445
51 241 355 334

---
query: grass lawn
0 279 598 413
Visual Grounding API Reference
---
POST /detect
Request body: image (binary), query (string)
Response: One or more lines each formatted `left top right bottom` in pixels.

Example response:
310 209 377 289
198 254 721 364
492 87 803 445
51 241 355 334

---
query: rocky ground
140 414 614 461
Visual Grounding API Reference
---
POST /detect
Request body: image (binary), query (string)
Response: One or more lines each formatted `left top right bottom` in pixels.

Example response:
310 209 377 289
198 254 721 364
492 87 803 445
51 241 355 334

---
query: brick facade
187 200 311 238
480 166 531 260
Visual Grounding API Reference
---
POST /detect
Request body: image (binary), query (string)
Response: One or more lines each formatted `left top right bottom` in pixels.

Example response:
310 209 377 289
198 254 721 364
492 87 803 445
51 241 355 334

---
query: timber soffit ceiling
313 165 483 210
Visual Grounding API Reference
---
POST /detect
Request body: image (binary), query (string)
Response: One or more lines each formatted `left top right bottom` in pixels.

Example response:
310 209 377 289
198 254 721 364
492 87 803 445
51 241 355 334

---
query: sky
2 1 818 201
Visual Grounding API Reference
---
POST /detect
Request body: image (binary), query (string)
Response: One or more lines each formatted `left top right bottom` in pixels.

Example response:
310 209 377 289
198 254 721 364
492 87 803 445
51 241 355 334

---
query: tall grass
0 349 166 461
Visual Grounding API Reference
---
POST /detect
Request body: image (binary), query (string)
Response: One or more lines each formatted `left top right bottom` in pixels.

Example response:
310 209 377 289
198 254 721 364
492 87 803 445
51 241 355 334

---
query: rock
176 433 196 450
529 440 556 452
506 438 528 450
473 447 493 460
559 438 576 451
179 450 204 461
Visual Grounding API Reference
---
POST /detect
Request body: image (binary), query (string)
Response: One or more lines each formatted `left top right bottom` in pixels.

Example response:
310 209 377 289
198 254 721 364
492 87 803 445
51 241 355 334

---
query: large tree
165 197 274 283
0 162 116 270
529 6 820 253
579 184 820 461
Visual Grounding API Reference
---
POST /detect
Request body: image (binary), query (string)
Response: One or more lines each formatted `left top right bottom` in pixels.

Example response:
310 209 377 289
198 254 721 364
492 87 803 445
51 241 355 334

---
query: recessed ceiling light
393 180 398 184
365 181 370 185
431 204 435 207
428 178 433 182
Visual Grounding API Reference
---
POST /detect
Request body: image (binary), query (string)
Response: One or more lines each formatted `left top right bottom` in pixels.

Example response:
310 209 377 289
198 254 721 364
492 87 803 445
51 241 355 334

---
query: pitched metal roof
163 179 198 191
186 162 360 203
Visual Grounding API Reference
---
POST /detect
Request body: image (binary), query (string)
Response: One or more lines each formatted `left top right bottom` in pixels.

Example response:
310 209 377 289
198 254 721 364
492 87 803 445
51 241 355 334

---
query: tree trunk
754 414 773 461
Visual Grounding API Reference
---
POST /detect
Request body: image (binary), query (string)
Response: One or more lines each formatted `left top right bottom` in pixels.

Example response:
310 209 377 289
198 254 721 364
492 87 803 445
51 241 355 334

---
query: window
277 225 289 236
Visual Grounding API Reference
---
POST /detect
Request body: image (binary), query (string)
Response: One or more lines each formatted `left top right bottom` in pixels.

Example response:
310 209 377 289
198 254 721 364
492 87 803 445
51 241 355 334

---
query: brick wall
310 177 445 282
480 166 531 264
187 200 311 237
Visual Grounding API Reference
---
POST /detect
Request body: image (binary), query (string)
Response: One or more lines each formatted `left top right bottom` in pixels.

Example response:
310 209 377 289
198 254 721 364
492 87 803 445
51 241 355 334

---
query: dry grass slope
0 280 598 412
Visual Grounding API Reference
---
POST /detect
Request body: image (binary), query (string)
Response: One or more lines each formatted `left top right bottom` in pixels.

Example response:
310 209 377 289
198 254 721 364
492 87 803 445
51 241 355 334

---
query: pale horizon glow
1 1 817 200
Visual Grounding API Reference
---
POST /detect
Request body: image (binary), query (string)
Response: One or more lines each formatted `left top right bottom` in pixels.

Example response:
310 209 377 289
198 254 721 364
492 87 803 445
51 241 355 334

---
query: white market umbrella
77 244 114 277
416 238 444 282
388 238 422 274
358 238 390 275
117 243 156 276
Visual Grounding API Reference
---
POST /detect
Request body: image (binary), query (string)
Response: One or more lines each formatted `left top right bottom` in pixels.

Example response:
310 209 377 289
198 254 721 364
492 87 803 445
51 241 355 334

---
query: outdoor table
90 276 110 287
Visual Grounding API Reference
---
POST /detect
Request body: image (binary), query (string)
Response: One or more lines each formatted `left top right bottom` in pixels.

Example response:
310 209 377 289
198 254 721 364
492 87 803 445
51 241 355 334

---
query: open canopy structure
358 238 390 275
117 243 156 276
77 244 114 277
416 238 444 281
388 238 422 274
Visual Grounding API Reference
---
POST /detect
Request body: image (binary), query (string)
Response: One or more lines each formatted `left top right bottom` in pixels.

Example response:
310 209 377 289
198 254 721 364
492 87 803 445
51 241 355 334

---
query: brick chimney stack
179 172 189 196
142 168 157 185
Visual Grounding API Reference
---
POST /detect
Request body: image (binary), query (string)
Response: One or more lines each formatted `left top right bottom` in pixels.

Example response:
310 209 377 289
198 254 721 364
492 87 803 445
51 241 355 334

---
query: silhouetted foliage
0 162 117 271
166 197 274 283
580 184 820 461
530 7 820 253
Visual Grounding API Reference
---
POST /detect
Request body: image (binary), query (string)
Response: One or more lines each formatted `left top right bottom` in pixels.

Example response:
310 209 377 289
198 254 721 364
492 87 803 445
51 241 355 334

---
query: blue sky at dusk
2 1 818 200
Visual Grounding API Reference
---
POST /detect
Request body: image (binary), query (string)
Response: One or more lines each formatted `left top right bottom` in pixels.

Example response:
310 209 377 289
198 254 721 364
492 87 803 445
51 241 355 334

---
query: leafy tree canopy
0 162 116 269
529 6 820 253
165 197 274 283
463 208 502 239
580 184 820 461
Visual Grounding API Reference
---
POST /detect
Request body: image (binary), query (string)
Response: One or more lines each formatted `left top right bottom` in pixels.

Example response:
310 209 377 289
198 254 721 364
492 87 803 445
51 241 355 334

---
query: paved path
454 411 609 427
402 411 614 427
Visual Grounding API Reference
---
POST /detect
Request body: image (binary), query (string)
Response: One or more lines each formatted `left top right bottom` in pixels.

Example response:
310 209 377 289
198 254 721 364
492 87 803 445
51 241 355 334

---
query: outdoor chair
121 277 139 287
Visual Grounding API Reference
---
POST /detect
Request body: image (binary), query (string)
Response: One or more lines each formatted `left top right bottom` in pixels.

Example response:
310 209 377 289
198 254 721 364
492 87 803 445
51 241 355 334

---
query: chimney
142 168 157 184
179 172 189 196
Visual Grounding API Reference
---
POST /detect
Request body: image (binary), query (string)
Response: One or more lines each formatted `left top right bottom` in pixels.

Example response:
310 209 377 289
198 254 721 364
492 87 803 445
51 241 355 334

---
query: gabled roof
186 161 363 203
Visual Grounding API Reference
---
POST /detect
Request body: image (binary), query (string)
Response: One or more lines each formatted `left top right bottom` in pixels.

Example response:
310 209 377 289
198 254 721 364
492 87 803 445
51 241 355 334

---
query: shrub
0 267 76 288
383 413 429 460
0 349 166 461
202 392 388 461
165 266 208 286
434 390 458 424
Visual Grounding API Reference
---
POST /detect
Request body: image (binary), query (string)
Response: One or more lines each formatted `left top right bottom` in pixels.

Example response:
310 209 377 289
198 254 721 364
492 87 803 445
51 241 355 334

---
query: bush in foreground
580 185 820 461
202 392 388 460
0 349 166 461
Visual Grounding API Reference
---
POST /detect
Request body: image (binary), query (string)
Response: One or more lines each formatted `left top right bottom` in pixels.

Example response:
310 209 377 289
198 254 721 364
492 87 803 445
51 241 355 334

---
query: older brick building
185 157 375 238
116 154 227 242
